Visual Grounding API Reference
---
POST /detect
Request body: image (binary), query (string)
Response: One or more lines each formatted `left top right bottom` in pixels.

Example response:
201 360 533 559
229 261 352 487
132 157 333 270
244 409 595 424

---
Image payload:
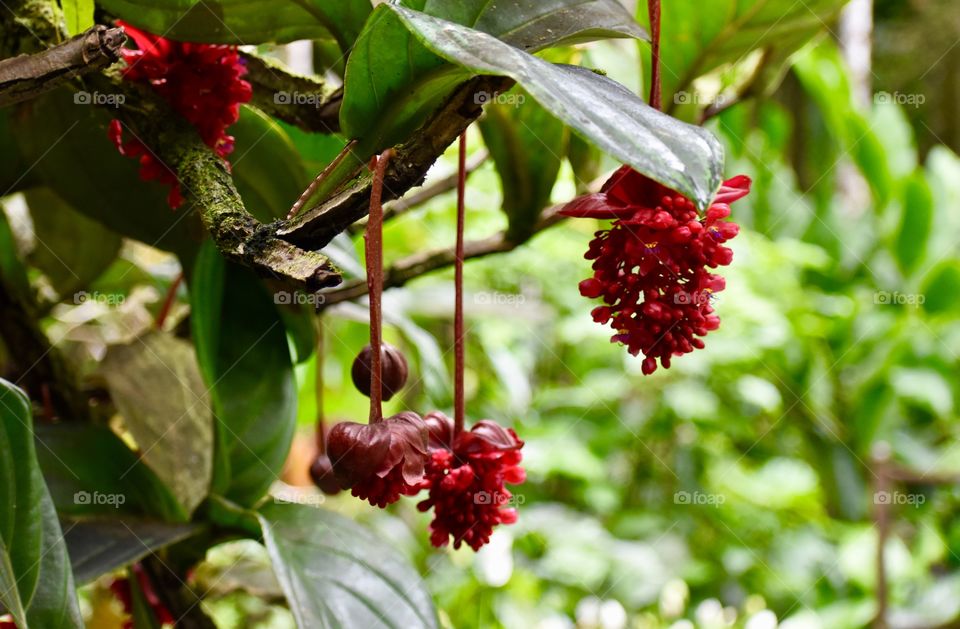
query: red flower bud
351 343 409 401
309 454 343 495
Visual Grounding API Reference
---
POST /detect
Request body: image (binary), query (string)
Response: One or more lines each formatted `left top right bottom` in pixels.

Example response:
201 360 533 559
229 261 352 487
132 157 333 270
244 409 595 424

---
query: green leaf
24 188 122 300
379 6 725 208
0 379 83 628
0 109 31 194
95 0 372 49
65 519 200 585
35 423 188 522
479 89 568 242
189 242 297 506
101 332 214 516
258 502 438 629
651 0 849 109
61 0 94 36
894 171 934 276
341 0 645 148
921 261 960 315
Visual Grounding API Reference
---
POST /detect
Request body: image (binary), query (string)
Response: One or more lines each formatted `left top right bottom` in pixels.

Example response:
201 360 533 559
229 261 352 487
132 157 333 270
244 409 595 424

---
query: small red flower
326 412 430 508
109 564 175 628
417 412 525 551
108 22 252 208
561 167 750 375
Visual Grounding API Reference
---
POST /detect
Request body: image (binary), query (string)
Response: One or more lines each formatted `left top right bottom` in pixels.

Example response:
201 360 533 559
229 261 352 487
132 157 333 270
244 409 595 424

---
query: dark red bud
351 343 409 401
326 412 429 490
309 454 343 495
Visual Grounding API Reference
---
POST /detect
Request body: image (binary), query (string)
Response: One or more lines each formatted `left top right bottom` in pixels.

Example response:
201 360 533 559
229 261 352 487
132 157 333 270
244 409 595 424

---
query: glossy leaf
384 6 726 208
24 188 122 300
479 89 568 241
101 332 214 515
65 519 200 585
35 423 188 522
0 379 83 628
190 242 297 506
95 0 372 49
258 502 438 629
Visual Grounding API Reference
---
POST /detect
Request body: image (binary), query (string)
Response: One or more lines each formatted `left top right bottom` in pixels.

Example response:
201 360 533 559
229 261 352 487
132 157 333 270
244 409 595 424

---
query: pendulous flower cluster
108 22 252 208
561 166 751 375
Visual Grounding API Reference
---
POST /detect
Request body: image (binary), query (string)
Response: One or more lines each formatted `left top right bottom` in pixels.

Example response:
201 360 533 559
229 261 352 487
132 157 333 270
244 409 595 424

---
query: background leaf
61 0 94 36
258 502 438 629
100 332 213 516
0 379 83 628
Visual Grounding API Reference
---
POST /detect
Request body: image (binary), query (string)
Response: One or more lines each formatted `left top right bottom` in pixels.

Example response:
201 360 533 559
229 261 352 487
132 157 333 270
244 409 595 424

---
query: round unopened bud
351 343 409 401
309 454 343 495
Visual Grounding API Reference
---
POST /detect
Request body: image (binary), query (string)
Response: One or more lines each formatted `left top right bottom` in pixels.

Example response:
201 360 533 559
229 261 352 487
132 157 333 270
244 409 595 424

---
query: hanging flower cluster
417 412 525 551
311 144 524 552
108 22 252 208
561 167 750 374
109 566 174 628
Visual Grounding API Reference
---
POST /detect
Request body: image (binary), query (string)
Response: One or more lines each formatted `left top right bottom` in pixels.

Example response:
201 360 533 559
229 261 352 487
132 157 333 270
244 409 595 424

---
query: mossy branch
239 51 341 134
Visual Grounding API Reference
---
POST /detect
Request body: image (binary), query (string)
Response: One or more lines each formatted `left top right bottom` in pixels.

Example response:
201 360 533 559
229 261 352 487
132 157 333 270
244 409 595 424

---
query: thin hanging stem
155 272 184 330
454 133 467 436
287 139 359 220
314 316 327 454
367 148 393 424
648 0 662 111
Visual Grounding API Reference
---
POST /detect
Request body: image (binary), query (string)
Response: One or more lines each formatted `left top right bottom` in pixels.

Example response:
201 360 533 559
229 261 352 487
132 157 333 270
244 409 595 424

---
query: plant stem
648 0 662 111
367 149 393 423
287 139 358 220
454 133 467 436
314 316 327 453
155 272 184 330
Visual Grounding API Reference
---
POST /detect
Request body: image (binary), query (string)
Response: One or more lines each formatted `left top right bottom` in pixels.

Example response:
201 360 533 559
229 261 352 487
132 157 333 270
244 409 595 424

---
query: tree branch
0 25 124 106
239 50 341 134
318 202 568 309
275 75 515 250
86 73 341 292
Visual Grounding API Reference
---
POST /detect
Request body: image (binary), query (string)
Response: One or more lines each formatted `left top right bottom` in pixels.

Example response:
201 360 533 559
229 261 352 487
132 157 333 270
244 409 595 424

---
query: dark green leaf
95 0 372 49
24 188 122 299
101 332 214 515
35 423 188 522
65 519 200 585
0 109 31 194
0 379 83 628
479 89 568 241
258 502 438 629
894 172 934 275
383 6 726 208
190 242 297 506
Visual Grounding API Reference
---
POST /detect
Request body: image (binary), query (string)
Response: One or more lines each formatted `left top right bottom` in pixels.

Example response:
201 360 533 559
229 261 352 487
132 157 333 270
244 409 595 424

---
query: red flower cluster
109 22 252 208
561 167 750 375
417 413 525 551
326 412 429 508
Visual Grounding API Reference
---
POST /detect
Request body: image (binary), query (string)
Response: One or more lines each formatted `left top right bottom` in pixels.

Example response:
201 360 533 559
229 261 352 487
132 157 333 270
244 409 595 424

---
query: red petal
714 175 752 204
